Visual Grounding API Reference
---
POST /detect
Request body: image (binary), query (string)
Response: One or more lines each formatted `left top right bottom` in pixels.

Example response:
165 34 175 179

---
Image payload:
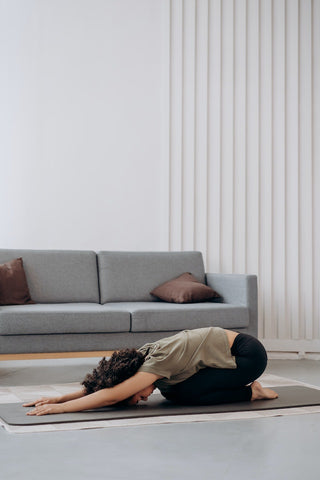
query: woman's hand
26 403 66 416
23 396 62 408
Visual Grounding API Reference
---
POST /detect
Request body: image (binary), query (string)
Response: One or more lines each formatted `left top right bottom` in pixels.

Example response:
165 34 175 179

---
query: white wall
0 0 169 251
1 0 319 352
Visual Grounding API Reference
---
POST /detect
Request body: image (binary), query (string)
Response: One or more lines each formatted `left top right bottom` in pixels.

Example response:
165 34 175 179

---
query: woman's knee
234 342 268 382
257 349 268 376
234 335 267 369
252 339 268 376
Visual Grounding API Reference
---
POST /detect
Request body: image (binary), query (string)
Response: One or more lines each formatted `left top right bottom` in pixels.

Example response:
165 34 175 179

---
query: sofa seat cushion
106 302 249 332
0 304 130 335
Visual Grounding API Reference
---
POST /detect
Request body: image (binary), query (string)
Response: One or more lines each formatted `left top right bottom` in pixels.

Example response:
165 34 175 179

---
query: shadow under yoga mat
1 386 320 426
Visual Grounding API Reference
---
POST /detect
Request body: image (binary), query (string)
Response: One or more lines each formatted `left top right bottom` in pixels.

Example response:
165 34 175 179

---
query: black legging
160 333 268 405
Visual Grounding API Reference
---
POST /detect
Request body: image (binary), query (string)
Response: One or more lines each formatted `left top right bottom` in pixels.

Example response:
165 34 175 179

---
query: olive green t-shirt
137 327 237 393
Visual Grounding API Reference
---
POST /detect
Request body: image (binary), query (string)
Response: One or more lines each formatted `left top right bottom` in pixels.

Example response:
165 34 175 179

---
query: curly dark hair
81 348 146 396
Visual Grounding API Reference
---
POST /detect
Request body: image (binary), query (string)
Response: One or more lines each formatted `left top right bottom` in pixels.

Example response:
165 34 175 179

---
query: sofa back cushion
97 251 205 303
0 249 99 303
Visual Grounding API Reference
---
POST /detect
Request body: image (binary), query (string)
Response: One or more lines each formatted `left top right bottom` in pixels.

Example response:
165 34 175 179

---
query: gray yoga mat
1 386 320 426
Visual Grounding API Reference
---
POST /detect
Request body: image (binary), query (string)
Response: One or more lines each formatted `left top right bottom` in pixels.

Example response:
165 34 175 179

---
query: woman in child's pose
24 327 278 416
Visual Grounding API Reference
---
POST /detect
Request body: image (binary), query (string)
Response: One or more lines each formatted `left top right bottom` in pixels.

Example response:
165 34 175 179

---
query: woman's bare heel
250 381 279 401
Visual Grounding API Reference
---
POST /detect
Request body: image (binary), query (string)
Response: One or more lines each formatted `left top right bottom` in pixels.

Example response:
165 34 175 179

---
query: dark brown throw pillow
0 257 35 305
150 272 221 304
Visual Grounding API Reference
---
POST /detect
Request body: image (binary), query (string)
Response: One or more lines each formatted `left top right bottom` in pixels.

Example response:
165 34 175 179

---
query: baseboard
267 351 320 360
261 338 320 355
0 351 116 361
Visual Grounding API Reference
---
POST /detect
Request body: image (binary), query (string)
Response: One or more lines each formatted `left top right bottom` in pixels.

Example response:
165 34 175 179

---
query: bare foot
250 381 279 401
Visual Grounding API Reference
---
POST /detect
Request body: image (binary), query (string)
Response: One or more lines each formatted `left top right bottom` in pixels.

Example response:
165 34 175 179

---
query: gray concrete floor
1 358 320 480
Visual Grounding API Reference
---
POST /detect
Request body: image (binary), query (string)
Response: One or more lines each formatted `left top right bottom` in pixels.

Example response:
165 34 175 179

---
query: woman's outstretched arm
23 388 86 408
26 371 162 416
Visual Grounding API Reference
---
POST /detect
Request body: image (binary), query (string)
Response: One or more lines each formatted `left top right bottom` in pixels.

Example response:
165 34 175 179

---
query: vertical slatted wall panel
182 0 196 251
259 0 273 338
207 0 222 273
234 0 247 275
194 0 209 264
220 0 234 274
285 0 300 341
246 0 261 334
169 0 183 250
313 0 320 340
299 0 313 340
272 0 286 339
168 0 320 351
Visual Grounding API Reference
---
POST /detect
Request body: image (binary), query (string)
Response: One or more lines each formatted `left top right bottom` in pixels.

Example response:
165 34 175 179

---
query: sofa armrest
206 273 258 337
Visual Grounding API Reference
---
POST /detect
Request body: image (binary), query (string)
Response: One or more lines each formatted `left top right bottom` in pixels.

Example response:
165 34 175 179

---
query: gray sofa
0 249 258 354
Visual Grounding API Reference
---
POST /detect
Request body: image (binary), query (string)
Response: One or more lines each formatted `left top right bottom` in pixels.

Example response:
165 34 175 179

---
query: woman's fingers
26 403 64 416
23 397 50 407
23 397 56 407
23 399 42 407
35 400 50 406
27 407 49 416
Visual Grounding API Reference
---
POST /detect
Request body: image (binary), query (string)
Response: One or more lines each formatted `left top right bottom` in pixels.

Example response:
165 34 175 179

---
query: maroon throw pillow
150 272 221 304
0 257 35 305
